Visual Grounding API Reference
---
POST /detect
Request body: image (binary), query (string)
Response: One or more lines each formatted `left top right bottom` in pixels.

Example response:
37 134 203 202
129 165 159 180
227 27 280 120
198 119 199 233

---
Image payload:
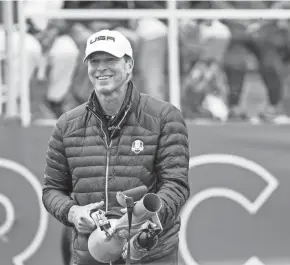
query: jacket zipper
105 141 112 212
88 108 111 211
88 106 130 212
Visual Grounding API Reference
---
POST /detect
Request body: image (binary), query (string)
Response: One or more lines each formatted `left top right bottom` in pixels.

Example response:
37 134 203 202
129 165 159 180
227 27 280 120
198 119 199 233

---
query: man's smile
97 75 113 80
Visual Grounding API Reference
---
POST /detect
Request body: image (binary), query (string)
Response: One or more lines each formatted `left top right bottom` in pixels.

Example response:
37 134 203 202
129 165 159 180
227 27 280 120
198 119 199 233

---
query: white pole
18 0 30 127
0 24 3 115
3 0 17 118
24 9 290 20
0 61 2 115
0 1 3 115
167 0 180 110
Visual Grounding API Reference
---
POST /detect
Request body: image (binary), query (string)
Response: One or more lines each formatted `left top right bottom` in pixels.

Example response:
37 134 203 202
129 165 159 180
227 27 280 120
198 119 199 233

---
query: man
42 29 190 265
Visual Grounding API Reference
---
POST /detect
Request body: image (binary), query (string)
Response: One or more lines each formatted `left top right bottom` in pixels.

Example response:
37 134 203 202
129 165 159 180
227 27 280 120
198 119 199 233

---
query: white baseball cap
84 29 133 62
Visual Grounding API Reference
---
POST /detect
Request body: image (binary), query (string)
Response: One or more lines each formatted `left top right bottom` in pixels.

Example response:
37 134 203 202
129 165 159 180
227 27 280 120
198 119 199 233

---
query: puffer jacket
43 82 190 265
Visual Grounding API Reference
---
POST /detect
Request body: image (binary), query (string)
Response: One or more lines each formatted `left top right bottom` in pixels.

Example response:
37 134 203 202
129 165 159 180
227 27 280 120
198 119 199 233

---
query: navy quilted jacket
43 82 190 264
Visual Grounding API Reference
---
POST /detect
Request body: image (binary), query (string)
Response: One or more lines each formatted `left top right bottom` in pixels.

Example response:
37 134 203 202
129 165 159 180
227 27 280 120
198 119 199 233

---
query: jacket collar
86 81 140 127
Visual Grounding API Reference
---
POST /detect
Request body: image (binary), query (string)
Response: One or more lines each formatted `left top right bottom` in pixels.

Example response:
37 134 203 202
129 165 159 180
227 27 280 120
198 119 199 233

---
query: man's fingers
76 217 96 233
78 226 95 234
83 216 95 225
88 201 104 210
120 208 127 214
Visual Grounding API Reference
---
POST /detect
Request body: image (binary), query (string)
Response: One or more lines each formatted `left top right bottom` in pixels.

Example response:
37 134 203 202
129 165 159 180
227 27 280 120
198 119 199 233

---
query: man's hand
68 201 104 234
70 23 92 47
35 28 59 53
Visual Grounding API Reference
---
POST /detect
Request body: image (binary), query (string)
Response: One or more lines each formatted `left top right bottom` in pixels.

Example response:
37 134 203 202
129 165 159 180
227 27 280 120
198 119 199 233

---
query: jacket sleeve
155 107 190 229
42 114 77 226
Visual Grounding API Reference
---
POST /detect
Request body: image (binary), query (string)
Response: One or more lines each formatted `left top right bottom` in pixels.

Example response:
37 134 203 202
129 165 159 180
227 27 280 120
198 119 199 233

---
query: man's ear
126 58 134 74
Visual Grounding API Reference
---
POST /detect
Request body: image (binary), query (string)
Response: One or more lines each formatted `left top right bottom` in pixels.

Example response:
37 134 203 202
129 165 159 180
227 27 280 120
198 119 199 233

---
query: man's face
87 52 133 96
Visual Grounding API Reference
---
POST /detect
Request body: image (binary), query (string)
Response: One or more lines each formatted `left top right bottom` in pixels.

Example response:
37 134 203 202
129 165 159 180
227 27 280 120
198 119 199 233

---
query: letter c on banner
179 154 279 265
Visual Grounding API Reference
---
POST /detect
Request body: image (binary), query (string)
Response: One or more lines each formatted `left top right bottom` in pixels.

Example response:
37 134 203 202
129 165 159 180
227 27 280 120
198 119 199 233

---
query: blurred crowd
1 0 290 124
179 0 290 124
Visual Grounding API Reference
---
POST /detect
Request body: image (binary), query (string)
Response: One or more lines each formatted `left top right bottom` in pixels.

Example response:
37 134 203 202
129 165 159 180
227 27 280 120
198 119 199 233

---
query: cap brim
83 43 125 63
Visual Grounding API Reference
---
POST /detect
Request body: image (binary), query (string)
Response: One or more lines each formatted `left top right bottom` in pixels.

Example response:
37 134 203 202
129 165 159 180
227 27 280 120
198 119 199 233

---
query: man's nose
96 61 108 72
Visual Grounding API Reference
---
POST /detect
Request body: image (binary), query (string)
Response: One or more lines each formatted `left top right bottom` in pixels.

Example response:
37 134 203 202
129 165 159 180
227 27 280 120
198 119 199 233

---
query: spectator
26 0 79 119
178 1 231 120
180 19 231 120
272 1 290 117
132 1 168 101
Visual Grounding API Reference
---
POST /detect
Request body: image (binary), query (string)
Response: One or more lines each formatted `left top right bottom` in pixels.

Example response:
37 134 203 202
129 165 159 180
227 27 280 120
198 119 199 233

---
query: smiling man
42 30 190 265
85 30 134 105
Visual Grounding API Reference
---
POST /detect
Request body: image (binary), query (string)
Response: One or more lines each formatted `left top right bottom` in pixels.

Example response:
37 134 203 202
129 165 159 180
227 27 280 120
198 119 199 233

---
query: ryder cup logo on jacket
131 140 144 154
